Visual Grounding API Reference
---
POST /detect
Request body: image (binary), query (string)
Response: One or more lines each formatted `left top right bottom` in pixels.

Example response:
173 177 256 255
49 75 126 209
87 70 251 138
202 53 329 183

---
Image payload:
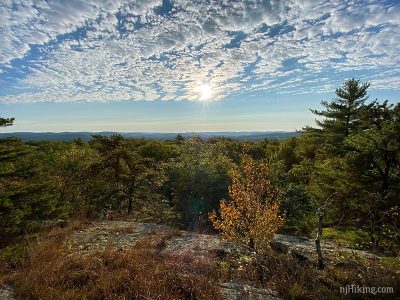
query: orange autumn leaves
209 154 284 253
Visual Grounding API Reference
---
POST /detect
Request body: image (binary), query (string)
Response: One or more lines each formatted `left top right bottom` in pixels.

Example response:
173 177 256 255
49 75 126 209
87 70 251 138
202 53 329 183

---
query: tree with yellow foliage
209 153 284 252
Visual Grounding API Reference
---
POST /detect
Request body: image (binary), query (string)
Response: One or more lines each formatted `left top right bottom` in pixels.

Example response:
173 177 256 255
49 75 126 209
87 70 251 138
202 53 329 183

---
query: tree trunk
127 174 136 214
127 198 133 214
315 212 325 269
314 192 336 269
249 237 255 250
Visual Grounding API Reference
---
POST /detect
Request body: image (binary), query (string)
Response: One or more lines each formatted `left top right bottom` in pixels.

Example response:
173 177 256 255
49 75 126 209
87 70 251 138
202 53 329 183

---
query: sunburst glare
196 83 213 101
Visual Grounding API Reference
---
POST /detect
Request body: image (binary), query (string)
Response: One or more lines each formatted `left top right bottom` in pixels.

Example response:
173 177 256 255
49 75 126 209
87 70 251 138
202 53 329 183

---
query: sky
0 0 399 132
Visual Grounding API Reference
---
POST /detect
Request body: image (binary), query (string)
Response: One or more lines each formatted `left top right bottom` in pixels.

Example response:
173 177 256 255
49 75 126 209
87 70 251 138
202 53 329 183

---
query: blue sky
0 0 399 132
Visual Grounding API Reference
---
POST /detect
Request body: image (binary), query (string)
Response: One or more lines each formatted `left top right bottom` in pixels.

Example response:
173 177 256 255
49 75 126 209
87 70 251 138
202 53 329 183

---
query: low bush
218 249 399 299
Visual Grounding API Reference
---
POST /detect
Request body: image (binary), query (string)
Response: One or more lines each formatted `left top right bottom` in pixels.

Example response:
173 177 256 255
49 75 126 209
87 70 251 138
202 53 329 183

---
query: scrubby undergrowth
1 221 399 300
3 223 223 300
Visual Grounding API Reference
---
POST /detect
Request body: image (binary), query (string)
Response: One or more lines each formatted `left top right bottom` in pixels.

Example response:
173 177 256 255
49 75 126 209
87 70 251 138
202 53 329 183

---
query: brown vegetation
218 249 399 299
7 227 222 300
1 221 399 300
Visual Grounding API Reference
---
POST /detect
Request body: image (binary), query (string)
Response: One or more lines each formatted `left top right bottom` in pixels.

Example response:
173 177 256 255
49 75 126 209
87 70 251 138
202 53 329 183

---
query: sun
196 83 213 101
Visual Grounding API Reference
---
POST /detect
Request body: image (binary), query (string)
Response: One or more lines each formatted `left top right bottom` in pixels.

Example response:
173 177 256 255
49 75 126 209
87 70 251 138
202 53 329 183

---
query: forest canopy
0 79 399 254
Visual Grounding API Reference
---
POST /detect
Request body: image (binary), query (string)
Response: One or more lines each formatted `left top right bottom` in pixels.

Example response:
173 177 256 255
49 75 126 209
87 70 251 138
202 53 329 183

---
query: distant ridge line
0 131 300 142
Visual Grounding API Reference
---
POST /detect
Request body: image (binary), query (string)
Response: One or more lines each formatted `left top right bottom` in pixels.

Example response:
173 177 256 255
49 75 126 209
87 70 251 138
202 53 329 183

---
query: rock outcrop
3 221 381 300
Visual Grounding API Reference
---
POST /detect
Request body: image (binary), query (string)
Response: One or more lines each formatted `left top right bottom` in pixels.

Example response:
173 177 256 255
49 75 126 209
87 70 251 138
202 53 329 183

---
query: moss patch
322 227 370 249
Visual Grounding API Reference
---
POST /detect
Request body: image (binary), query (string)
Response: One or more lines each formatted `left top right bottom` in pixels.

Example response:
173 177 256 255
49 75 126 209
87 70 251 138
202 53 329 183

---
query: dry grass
218 249 400 299
7 226 223 300
151 229 183 252
2 221 399 300
0 220 87 270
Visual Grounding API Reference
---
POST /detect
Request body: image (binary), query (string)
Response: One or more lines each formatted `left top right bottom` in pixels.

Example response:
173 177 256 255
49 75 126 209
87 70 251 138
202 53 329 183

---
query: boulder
335 259 358 269
290 250 309 264
270 240 289 254
0 285 15 300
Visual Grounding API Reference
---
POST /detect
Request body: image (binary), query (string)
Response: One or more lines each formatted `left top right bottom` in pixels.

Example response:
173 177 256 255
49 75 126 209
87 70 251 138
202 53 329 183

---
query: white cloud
0 0 399 103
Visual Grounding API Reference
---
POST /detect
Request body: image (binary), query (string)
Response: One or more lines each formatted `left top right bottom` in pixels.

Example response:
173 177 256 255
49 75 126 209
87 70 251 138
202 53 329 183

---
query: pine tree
175 134 185 143
90 135 177 220
0 138 56 233
310 78 370 137
345 101 400 247
0 117 14 127
352 100 400 195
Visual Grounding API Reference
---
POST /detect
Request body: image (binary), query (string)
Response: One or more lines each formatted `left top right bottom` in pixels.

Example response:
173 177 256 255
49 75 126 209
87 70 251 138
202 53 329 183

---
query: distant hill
0 131 300 142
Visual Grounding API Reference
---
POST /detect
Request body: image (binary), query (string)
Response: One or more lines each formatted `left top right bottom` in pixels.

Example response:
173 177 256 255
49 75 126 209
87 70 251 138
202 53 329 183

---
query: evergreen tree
0 117 14 127
305 98 400 248
0 138 56 233
48 142 99 217
90 134 127 184
344 101 400 247
303 79 370 156
352 100 400 195
171 138 233 227
90 135 178 222
310 78 370 137
299 78 372 216
175 134 185 143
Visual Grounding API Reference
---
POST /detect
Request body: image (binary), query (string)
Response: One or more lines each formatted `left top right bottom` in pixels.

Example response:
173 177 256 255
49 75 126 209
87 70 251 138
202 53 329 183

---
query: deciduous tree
209 153 284 252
